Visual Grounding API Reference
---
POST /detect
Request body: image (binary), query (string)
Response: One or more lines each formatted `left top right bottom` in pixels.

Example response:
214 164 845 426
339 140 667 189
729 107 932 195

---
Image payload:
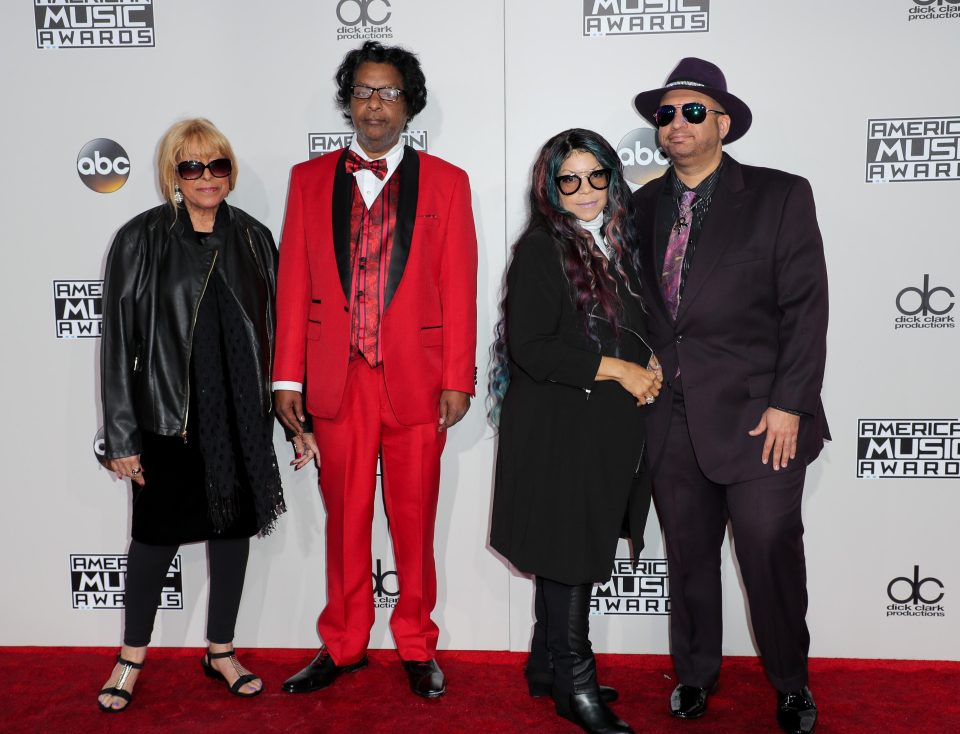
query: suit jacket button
343 305 349 313
676 334 683 342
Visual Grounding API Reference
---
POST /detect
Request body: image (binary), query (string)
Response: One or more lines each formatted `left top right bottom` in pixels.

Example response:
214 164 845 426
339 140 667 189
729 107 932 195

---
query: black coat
489 227 653 585
100 203 278 459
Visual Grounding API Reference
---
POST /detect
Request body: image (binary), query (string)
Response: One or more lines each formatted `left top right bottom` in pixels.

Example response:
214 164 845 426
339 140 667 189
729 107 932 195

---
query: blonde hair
156 118 238 209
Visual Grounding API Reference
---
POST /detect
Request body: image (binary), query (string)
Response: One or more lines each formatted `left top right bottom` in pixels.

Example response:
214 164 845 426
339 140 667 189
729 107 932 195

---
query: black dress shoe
669 682 716 719
526 670 618 702
556 690 634 734
403 659 445 698
776 686 817 734
281 648 367 693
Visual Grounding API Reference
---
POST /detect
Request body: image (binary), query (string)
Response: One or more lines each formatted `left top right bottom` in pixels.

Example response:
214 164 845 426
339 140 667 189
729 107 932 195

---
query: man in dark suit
631 58 829 734
273 41 478 698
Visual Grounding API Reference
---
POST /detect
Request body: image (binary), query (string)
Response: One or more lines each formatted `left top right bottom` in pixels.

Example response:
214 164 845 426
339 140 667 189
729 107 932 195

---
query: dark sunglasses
554 168 612 196
176 158 232 180
653 102 726 127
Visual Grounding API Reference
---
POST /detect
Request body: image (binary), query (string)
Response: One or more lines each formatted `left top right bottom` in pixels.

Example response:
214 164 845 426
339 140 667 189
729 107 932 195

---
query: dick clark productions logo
886 566 945 618
372 558 398 609
907 0 960 21
894 274 955 330
336 0 393 41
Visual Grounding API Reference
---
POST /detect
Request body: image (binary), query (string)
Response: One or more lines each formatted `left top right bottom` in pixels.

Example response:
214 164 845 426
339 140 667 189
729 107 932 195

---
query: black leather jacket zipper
181 250 218 442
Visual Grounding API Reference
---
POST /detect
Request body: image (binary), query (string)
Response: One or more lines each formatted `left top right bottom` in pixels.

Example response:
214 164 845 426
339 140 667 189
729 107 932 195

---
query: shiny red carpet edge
3 647 958 733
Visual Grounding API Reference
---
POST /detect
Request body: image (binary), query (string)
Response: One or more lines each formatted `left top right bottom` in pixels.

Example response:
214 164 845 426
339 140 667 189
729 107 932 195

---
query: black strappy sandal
201 649 262 697
97 654 144 713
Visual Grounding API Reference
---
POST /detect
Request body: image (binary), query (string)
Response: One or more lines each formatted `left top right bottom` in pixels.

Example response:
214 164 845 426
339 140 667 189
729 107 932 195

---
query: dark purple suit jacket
633 155 830 484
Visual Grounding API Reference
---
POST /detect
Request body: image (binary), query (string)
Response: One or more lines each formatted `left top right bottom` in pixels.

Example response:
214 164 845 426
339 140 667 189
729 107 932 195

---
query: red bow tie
345 150 387 180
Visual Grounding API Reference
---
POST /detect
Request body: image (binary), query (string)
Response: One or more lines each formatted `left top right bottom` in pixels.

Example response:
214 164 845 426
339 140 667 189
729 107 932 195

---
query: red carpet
3 647 958 733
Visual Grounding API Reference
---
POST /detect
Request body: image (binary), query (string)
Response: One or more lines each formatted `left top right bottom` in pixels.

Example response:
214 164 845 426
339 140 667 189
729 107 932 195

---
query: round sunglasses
653 102 726 127
176 158 232 180
554 168 612 196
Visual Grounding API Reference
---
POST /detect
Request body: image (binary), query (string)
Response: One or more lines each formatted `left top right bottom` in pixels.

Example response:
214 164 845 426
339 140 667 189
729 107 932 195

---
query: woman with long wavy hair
489 129 662 734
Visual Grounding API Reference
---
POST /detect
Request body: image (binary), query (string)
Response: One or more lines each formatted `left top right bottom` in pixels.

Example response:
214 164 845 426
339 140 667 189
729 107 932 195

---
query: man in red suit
632 59 829 734
273 41 477 698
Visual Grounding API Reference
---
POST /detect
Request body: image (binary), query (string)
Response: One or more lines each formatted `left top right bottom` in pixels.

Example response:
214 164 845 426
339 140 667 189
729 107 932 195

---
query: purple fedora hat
633 57 752 144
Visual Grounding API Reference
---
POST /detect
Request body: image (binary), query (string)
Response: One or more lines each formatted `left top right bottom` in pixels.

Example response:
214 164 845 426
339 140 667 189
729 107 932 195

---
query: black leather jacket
100 202 278 460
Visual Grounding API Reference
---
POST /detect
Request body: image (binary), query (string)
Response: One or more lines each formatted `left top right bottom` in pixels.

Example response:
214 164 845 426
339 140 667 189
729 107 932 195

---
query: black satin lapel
674 163 745 322
332 148 353 302
385 146 419 309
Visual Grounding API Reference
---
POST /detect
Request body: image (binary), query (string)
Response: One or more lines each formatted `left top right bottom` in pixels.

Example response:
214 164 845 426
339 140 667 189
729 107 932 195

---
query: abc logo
93 426 109 467
617 128 669 188
77 138 130 193
337 0 392 26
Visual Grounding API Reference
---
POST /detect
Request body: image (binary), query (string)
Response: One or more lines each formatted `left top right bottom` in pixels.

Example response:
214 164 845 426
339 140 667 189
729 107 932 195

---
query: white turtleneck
578 211 611 259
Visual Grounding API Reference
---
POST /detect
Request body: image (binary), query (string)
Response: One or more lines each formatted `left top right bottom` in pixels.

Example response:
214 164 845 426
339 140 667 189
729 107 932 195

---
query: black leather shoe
526 670 618 702
403 659 445 698
776 686 817 734
281 648 367 693
669 683 716 719
556 690 634 734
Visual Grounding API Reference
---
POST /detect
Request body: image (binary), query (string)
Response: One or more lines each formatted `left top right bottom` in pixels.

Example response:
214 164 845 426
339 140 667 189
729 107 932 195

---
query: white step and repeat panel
1 1 957 661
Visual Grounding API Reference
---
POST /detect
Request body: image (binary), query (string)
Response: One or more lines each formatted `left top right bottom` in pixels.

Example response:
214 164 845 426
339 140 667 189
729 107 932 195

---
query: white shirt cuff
272 381 303 392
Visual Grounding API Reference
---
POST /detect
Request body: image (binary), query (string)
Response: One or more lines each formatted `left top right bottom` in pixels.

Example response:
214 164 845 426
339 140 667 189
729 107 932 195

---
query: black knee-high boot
541 578 633 734
528 577 620 701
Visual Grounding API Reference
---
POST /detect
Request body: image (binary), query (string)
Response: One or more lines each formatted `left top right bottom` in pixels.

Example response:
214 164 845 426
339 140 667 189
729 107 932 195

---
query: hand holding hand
619 361 663 407
275 390 305 437
290 432 319 471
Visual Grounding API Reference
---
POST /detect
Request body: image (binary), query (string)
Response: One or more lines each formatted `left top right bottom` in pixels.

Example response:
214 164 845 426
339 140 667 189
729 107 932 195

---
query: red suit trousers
314 358 445 664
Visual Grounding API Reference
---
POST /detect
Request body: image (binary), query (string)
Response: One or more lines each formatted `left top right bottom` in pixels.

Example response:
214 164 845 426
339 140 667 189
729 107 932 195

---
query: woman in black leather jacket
96 118 305 712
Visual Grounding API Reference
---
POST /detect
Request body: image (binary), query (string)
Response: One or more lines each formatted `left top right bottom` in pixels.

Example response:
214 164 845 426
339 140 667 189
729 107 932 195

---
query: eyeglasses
351 85 405 102
554 168 612 195
653 103 726 127
176 158 232 180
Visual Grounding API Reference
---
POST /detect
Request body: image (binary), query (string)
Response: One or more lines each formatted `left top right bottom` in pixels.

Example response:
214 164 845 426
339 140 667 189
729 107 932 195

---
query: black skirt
131 430 258 545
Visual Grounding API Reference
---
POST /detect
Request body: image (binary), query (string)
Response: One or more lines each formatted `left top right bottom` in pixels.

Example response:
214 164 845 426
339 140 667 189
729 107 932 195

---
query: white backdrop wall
1 1 957 661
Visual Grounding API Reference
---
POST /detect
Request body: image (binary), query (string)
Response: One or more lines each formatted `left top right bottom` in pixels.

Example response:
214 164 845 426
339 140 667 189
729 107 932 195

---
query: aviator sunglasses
554 168 612 196
176 158 232 180
653 102 726 127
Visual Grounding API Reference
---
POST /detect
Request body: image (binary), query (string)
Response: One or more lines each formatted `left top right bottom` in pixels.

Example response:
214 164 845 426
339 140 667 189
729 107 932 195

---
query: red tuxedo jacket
274 147 478 425
633 155 830 484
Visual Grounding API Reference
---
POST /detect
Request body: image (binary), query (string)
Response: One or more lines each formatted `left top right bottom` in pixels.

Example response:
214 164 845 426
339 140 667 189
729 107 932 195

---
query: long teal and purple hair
487 128 641 427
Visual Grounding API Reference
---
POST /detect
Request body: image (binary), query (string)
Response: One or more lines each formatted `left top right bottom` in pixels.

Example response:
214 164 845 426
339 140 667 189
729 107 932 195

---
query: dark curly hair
334 41 427 124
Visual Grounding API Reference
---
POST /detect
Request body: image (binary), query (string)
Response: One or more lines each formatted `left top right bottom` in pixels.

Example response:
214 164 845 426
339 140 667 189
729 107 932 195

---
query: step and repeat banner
1 1 957 661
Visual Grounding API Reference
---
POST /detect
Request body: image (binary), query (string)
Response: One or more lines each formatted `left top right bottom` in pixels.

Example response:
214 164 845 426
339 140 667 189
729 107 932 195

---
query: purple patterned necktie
660 190 697 320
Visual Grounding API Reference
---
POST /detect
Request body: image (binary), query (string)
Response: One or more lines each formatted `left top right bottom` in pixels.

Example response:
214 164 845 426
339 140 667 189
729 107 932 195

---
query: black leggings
123 537 250 647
